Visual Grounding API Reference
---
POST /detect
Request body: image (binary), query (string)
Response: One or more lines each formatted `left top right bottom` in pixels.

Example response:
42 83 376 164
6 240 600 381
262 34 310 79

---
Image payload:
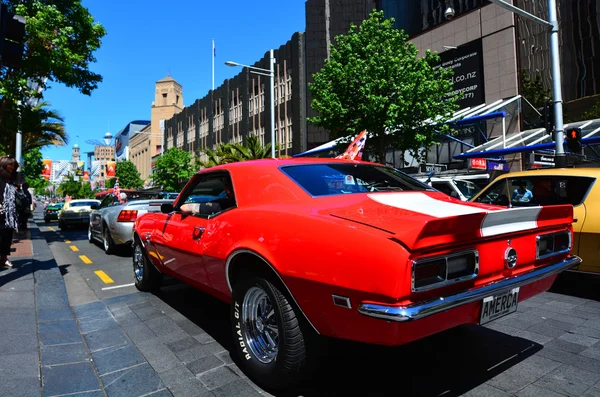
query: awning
296 96 521 157
454 118 600 159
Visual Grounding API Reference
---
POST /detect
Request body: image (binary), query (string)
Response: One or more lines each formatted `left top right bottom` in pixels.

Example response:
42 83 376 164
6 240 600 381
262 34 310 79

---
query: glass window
431 181 457 197
100 195 113 209
280 164 432 197
177 172 236 218
474 176 595 207
70 201 99 207
452 179 482 200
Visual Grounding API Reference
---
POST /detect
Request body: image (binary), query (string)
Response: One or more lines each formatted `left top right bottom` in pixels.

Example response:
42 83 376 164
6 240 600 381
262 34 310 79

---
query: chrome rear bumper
358 256 581 322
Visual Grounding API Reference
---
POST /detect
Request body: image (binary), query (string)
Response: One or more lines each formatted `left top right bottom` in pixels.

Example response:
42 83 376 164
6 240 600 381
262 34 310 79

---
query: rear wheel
58 220 67 230
103 225 115 254
132 239 162 291
231 275 310 389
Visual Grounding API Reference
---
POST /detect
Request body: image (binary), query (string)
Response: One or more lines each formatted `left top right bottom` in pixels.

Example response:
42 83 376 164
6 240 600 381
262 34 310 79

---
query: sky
42 0 307 161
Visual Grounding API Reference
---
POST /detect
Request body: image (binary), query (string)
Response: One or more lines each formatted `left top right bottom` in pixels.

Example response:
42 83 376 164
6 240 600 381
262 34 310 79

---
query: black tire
103 225 115 254
88 225 94 243
231 275 309 389
132 239 162 292
58 220 67 230
43 218 49 223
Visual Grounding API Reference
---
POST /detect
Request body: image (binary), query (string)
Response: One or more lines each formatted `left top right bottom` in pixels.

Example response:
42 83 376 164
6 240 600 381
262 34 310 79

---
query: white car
58 199 101 230
417 175 489 201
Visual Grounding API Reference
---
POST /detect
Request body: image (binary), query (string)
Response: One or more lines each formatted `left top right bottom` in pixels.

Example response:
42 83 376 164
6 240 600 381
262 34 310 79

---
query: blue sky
42 0 306 161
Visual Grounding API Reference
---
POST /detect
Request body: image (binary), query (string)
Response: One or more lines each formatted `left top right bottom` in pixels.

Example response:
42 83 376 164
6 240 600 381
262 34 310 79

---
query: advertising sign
419 163 448 173
532 152 555 166
106 161 116 177
435 39 485 109
83 171 90 181
41 159 52 180
76 161 85 177
469 158 487 170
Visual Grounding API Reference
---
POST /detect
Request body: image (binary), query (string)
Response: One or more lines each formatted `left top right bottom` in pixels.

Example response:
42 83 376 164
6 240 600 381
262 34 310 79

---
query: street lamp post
226 49 276 158
488 0 566 168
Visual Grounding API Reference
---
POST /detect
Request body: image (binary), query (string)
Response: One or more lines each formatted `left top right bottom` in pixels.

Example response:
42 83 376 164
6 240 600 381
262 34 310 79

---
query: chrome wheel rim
103 229 109 251
88 227 92 241
133 244 144 282
241 286 279 364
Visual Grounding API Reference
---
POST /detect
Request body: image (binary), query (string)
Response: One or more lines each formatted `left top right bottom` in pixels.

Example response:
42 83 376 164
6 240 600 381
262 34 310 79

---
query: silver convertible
88 191 174 254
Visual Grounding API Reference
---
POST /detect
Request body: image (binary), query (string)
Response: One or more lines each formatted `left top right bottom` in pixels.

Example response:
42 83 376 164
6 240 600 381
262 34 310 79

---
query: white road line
101 283 135 291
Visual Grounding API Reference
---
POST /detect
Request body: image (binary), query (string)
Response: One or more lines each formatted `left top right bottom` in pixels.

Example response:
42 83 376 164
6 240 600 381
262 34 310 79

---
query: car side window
475 179 511 206
100 195 113 209
431 182 456 197
178 172 236 218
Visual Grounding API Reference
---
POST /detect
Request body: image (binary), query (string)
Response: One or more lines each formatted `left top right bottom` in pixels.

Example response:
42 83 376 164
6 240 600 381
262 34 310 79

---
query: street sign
532 152 555 166
419 163 448 173
469 158 487 169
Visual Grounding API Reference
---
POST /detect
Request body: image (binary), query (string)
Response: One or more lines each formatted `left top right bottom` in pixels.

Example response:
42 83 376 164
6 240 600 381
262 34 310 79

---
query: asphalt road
35 213 600 396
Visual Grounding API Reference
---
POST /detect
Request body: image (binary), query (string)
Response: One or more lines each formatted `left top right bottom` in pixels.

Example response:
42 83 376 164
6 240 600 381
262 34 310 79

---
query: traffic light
566 127 582 152
0 4 26 69
543 100 554 134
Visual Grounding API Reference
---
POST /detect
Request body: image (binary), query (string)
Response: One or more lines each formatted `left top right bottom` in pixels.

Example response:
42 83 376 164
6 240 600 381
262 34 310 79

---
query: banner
106 161 116 177
76 161 85 177
42 159 52 180
336 130 368 161
83 171 90 181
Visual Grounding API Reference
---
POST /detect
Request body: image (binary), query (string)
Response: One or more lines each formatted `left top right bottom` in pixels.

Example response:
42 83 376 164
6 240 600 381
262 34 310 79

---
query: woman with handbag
0 155 19 268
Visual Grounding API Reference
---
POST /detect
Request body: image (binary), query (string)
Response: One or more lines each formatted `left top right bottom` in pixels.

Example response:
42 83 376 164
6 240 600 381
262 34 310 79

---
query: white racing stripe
480 207 541 237
368 192 486 218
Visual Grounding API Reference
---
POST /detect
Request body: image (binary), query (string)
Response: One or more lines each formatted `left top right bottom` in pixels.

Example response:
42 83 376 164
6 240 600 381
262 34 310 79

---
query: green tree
22 147 50 191
78 182 94 199
308 10 458 163
196 147 228 169
0 101 67 156
521 70 551 110
115 160 143 189
0 0 106 119
219 135 277 162
151 148 196 191
57 176 82 198
106 177 116 189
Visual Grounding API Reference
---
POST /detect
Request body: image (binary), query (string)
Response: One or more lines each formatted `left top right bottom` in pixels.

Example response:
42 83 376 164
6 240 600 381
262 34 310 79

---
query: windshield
453 180 482 200
70 201 98 207
280 164 432 196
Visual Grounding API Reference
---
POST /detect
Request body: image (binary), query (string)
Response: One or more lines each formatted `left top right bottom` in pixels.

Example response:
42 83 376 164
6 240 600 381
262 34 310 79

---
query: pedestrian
16 182 32 230
0 155 19 268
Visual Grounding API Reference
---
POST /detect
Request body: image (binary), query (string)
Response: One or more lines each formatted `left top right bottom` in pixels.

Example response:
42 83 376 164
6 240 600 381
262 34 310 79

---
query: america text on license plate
480 287 520 325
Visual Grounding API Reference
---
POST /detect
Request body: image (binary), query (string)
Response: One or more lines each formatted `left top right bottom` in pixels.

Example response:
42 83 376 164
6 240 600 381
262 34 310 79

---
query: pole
269 49 276 158
212 38 215 91
15 100 22 176
548 0 566 168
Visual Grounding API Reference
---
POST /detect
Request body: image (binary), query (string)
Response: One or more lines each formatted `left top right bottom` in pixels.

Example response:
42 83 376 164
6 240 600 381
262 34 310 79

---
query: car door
91 195 113 238
154 171 237 287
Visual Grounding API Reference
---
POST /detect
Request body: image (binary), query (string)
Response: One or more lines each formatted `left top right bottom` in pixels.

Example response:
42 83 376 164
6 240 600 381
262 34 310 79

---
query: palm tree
221 135 277 162
196 147 228 169
0 101 67 155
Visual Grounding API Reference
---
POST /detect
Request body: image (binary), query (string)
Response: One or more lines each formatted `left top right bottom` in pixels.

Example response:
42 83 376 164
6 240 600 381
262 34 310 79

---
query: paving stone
496 316 538 331
122 322 157 343
145 389 174 397
115 314 143 329
544 337 589 354
101 363 166 397
484 322 522 336
0 291 35 309
166 336 202 353
514 310 558 324
548 363 600 386
0 331 39 355
543 318 580 332
215 351 234 365
197 365 239 391
569 354 600 374
572 325 600 339
147 317 189 344
558 333 599 347
0 377 41 397
174 344 213 364
569 310 600 320
487 356 558 393
41 342 89 366
528 322 567 339
0 311 36 331
136 338 182 373
581 345 600 361
193 332 216 345
42 361 101 396
158 363 195 388
514 330 553 345
169 376 211 397
83 325 129 352
211 379 262 397
545 300 580 310
72 301 106 317
91 343 146 375
39 319 82 346
188 355 225 375
103 292 148 308
0 352 39 379
463 383 511 397
582 318 600 330
583 387 600 397
202 342 227 355
78 315 118 334
176 320 205 336
109 306 132 319
548 314 587 326
515 383 568 397
226 364 246 379
132 304 164 322
534 373 591 396
37 307 74 322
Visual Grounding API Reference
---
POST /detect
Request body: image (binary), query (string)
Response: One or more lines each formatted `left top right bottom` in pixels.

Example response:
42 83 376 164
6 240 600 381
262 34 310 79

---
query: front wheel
88 226 94 243
231 276 310 389
132 239 162 292
103 226 115 254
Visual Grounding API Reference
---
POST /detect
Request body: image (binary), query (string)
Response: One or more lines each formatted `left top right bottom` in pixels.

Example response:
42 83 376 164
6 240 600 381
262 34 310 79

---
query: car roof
197 157 380 174
491 168 600 179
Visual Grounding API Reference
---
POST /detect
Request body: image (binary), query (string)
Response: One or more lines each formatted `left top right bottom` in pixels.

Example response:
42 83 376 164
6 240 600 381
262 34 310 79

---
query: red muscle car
132 158 581 389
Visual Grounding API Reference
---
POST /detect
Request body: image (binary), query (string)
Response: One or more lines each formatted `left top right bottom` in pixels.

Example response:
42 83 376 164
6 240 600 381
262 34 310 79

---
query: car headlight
412 250 479 292
536 230 571 260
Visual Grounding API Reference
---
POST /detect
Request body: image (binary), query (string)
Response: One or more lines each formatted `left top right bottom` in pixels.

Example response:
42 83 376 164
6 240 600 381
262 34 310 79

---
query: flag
336 130 368 161
113 179 120 201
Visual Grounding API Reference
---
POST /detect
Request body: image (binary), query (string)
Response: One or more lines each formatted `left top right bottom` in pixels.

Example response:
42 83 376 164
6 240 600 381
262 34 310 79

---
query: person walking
0 155 19 268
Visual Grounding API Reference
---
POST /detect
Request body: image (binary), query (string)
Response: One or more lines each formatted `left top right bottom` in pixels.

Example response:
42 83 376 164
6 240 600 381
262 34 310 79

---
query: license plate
479 287 520 325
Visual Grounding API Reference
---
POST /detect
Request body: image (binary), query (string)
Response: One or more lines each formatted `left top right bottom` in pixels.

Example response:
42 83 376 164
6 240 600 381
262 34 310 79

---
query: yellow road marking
79 255 92 264
94 270 114 284
70 245 79 252
65 240 71 244
48 227 55 231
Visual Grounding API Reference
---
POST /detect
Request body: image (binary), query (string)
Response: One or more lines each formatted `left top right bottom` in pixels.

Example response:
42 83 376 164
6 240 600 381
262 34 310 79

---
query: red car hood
328 191 573 251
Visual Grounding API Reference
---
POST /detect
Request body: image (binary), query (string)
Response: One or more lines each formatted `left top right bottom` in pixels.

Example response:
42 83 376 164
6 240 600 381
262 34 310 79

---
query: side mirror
161 203 174 214
90 203 99 210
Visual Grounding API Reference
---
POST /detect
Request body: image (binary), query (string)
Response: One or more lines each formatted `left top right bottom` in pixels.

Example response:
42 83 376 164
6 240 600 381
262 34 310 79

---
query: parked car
417 175 485 201
58 199 100 230
471 167 600 274
132 158 580 389
88 191 174 254
43 202 64 222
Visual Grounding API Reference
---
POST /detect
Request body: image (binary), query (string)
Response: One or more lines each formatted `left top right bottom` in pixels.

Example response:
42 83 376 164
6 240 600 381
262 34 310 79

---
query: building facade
164 32 307 159
93 145 114 184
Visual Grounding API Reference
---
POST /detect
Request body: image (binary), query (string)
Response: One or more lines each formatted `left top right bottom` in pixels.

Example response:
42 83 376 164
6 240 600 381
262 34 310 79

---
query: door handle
192 227 205 241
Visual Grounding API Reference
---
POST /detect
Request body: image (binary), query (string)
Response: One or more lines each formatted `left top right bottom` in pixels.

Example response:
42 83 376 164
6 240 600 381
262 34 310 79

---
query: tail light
117 210 138 222
412 250 479 292
536 230 571 259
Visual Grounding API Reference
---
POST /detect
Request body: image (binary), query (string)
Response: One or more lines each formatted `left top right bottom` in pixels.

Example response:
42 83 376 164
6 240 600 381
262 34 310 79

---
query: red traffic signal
566 127 582 152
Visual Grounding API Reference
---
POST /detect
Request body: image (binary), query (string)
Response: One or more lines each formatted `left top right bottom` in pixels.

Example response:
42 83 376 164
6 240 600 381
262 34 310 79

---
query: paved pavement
1 209 599 396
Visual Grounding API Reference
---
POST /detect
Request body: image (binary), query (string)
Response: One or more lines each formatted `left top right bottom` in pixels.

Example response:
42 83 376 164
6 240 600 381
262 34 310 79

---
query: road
37 215 600 397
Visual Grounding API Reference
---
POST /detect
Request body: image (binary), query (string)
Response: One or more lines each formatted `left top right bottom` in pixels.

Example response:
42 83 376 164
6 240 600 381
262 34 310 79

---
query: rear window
70 201 98 207
280 164 431 196
474 175 595 207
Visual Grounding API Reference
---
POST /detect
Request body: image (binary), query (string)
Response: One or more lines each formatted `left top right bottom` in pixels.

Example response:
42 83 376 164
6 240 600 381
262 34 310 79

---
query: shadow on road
154 282 541 397
550 271 600 301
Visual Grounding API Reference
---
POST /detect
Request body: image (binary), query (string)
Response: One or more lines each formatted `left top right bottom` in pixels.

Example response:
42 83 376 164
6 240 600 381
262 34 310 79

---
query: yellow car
470 168 599 274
